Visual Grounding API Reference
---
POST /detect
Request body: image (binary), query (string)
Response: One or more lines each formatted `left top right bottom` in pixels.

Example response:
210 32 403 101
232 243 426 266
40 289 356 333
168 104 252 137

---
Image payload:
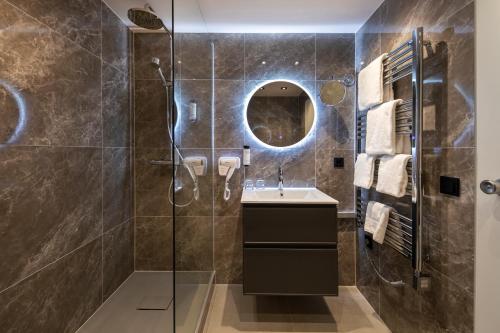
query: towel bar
355 27 428 290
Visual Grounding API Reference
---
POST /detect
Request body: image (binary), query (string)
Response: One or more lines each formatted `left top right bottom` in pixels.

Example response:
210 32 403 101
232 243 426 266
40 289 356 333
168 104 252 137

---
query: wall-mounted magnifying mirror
319 74 355 106
246 81 315 148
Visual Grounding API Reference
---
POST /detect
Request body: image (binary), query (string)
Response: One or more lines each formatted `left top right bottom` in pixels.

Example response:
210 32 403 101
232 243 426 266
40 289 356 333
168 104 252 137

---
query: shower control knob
480 179 500 195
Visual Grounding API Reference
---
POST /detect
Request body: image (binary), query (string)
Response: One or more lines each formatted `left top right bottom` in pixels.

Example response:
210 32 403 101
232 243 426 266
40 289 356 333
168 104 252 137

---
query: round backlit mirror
246 81 315 148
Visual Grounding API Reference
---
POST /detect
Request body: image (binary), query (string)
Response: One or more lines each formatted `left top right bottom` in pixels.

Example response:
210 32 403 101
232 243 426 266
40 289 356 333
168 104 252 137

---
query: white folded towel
354 153 375 189
364 201 391 244
376 154 412 197
358 54 388 110
366 99 402 155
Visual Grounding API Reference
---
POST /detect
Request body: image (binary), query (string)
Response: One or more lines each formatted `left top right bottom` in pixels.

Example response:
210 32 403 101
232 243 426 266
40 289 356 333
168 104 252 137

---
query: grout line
100 0 104 305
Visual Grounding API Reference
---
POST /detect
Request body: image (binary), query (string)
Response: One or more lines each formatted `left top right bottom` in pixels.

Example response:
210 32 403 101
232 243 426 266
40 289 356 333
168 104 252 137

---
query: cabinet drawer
243 204 337 244
243 248 338 295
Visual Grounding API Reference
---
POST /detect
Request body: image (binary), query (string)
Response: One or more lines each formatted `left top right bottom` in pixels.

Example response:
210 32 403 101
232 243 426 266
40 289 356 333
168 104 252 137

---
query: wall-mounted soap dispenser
218 157 241 201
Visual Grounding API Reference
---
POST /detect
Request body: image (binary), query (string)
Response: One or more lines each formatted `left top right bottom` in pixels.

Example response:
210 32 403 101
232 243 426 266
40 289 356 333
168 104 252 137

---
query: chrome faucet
278 166 284 196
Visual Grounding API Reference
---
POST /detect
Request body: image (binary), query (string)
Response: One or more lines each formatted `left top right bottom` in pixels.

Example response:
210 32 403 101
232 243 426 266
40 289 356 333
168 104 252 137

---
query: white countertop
241 187 339 205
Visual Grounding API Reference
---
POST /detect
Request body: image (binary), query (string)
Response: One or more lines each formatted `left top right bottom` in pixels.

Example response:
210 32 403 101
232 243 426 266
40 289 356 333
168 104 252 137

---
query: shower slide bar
355 27 428 290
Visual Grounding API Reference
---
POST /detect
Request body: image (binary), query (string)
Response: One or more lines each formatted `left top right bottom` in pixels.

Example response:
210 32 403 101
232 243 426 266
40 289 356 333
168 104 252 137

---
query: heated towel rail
355 27 430 289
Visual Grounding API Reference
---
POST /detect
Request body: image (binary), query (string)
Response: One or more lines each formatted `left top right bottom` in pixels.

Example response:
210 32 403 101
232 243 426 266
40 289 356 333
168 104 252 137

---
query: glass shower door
172 2 216 333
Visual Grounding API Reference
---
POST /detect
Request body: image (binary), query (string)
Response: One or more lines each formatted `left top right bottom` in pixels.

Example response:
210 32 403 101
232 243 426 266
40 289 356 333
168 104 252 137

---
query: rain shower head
128 5 172 38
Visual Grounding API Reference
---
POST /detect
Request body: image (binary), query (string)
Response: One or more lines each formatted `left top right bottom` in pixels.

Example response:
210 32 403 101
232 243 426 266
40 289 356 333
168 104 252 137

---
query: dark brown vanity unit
241 188 338 296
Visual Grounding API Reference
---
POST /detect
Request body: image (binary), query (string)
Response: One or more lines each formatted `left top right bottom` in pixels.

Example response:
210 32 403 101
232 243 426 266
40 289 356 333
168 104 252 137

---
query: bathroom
0 0 498 332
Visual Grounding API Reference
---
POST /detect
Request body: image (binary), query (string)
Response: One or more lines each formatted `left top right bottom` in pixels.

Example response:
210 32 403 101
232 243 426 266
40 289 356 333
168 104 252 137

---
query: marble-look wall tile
103 147 132 232
103 221 134 300
175 216 213 271
244 33 316 81
134 32 171 80
0 239 102 333
212 34 245 80
0 1 102 147
102 63 131 147
422 147 475 293
8 0 102 55
316 149 355 212
178 79 212 148
214 149 243 217
135 217 173 270
214 80 245 148
102 3 129 73
316 34 355 80
134 148 172 217
338 231 355 286
356 228 380 313
214 216 242 284
0 147 102 291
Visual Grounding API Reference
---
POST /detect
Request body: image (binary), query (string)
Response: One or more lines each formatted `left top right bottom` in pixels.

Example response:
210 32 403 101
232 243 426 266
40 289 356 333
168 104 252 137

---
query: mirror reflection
246 81 315 147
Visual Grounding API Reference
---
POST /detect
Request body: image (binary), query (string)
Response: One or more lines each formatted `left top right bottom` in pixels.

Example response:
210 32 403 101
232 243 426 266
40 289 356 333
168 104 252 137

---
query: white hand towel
376 154 412 197
366 100 402 155
358 54 388 110
354 153 375 189
364 201 391 244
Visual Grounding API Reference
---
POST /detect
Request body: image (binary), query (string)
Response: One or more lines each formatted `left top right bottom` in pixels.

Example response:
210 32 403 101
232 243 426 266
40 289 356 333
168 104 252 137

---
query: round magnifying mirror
320 81 346 106
246 81 315 148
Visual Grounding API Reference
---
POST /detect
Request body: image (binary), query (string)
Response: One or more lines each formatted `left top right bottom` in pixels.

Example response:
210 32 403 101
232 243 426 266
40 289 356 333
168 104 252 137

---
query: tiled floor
203 285 391 333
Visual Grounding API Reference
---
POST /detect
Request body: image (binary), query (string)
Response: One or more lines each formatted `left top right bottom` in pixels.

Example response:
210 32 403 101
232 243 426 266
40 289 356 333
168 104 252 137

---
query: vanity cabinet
242 203 338 296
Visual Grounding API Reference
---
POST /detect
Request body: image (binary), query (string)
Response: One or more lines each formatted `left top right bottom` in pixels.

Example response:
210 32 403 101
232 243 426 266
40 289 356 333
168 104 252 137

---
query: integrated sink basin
241 187 338 205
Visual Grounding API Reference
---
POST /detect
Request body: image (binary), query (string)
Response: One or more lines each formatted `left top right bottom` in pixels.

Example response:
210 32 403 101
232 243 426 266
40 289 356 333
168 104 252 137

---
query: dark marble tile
178 79 212 148
134 79 172 149
338 231 355 286
419 267 473 333
214 216 242 284
0 238 102 333
316 149 355 212
244 33 315 81
0 1 102 146
356 228 380 313
214 80 245 148
103 147 132 232
134 32 171 80
102 63 131 147
316 82 356 151
0 146 102 291
212 33 245 79
178 33 212 80
422 148 475 293
355 7 381 72
338 217 356 232
316 34 355 80
134 148 172 217
135 217 173 271
103 221 133 300
8 0 102 55
244 145 315 188
175 216 213 271
379 242 421 333
102 3 129 73
214 149 243 217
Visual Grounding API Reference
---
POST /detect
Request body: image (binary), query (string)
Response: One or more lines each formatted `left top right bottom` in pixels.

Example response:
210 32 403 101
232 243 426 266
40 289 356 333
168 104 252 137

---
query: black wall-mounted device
440 176 460 197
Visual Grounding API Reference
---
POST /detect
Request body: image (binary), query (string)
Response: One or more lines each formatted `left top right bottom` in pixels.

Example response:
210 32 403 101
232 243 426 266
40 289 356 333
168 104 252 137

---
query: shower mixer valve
218 157 241 201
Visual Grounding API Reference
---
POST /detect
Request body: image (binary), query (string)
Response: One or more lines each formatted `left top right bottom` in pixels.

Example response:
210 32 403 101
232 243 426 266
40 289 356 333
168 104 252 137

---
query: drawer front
243 248 338 295
243 205 337 244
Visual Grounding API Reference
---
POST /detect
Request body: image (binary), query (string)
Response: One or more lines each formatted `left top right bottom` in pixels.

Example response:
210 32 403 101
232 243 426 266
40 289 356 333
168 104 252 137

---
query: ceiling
104 0 384 33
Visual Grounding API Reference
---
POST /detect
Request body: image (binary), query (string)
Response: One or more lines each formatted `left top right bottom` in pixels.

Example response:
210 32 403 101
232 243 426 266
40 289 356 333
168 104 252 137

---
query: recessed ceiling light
294 61 300 66
281 86 288 90
259 87 265 90
261 61 267 65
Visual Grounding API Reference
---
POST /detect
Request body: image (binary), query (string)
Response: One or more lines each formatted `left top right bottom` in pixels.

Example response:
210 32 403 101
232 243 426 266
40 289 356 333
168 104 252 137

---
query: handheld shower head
151 57 170 87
